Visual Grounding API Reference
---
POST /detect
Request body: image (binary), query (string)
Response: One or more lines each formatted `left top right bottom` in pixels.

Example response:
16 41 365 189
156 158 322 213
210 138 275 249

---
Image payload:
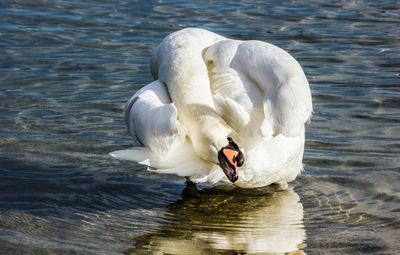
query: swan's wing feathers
203 40 263 135
213 93 250 133
111 79 216 180
203 39 311 137
233 41 313 137
132 102 183 153
124 80 186 154
262 75 312 137
124 80 172 138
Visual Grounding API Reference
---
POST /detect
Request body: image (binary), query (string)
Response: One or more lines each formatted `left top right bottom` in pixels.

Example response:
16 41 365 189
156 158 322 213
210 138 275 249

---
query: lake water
1 0 399 254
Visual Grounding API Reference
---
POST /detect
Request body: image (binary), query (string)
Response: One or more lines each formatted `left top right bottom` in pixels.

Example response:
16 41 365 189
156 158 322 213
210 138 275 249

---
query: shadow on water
126 185 305 255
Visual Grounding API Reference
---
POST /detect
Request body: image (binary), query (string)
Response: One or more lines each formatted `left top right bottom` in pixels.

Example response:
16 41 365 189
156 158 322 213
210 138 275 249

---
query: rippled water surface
1 0 399 254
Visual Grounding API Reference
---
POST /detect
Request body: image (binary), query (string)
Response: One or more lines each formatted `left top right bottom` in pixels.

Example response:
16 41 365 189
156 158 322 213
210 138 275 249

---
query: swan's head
195 123 245 183
183 104 245 183
218 137 244 183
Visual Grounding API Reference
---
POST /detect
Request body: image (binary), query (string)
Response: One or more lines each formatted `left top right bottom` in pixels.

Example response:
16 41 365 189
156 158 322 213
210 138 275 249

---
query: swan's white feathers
152 29 224 108
111 141 214 180
212 94 250 134
206 39 312 137
237 135 304 188
109 147 151 164
111 28 312 188
123 81 185 154
112 80 217 180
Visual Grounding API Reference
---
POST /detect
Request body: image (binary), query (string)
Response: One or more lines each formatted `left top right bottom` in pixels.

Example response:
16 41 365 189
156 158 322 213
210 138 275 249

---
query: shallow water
1 0 399 254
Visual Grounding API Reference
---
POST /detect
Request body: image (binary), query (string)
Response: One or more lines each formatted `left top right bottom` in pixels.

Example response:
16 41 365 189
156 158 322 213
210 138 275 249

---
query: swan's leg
182 177 200 198
185 177 197 187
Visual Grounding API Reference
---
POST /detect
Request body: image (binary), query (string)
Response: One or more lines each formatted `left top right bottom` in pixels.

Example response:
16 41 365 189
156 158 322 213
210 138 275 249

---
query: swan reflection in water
126 185 305 254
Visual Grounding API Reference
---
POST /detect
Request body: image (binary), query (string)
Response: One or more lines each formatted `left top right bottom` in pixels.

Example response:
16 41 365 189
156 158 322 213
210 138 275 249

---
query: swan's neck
155 29 223 108
155 29 236 163
181 104 235 164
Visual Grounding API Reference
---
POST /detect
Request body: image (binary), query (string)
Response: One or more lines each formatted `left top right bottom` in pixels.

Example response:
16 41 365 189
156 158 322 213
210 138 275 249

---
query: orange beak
222 148 238 168
218 147 240 183
218 137 245 183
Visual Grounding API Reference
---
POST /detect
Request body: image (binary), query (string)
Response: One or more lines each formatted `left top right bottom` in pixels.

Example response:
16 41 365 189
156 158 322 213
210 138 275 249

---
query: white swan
110 28 312 188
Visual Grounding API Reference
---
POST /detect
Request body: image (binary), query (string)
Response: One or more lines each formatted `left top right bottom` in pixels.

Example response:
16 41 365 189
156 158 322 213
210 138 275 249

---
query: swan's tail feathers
109 147 152 165
109 142 216 181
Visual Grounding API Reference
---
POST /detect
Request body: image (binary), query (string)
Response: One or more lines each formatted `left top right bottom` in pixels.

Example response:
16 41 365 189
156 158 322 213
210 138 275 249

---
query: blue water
1 0 399 254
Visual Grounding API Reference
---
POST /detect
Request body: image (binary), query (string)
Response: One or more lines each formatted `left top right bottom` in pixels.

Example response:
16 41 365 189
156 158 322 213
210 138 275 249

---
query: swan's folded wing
212 93 250 134
121 80 185 154
203 40 263 136
232 41 313 137
110 80 214 179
